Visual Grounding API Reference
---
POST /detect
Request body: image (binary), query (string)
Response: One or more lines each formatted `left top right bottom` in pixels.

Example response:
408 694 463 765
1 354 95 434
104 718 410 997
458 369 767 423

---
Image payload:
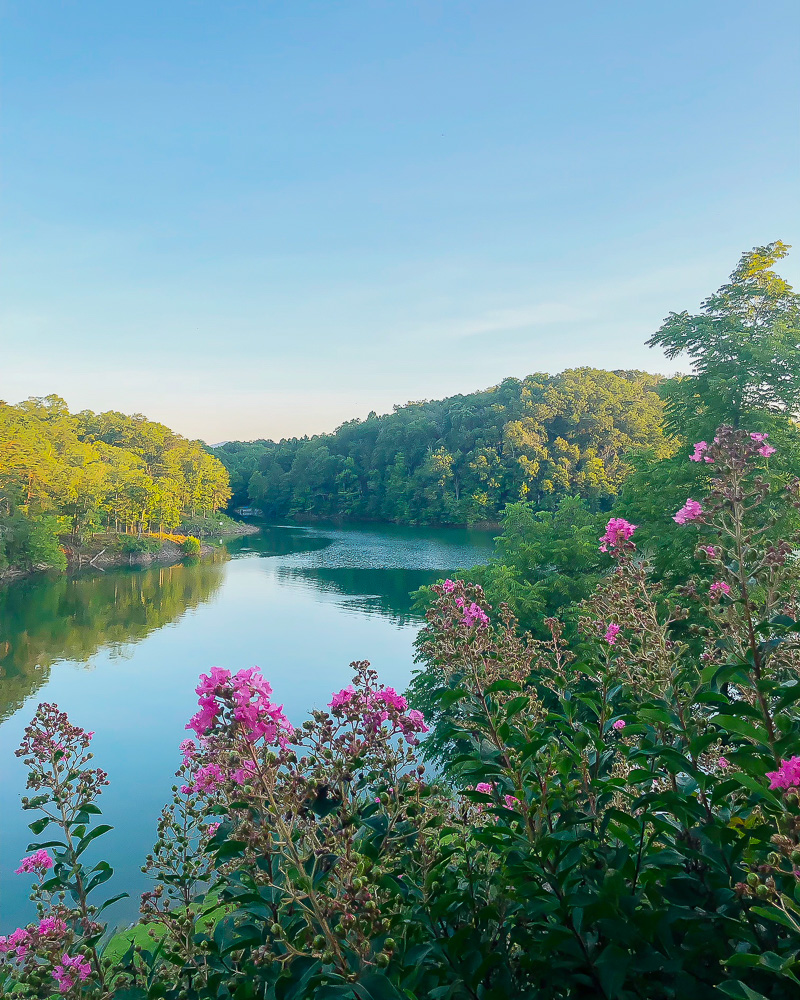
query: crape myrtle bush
4 427 800 999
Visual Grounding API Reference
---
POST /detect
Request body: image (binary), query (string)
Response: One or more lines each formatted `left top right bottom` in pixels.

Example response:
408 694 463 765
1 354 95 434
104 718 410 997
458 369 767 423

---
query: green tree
648 240 800 435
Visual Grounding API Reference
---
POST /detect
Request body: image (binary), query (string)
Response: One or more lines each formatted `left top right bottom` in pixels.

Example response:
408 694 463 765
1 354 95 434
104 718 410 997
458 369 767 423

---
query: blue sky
2 0 798 442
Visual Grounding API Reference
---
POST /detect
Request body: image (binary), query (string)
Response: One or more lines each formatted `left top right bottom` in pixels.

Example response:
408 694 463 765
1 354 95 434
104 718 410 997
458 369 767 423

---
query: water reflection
228 522 495 622
0 559 226 721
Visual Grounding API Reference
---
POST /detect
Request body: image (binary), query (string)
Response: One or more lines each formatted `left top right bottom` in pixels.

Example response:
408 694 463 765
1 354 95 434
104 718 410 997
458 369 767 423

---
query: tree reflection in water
0 559 225 722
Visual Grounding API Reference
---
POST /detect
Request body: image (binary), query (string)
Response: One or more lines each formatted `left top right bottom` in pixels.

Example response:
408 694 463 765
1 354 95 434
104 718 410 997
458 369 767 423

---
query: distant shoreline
0 521 259 587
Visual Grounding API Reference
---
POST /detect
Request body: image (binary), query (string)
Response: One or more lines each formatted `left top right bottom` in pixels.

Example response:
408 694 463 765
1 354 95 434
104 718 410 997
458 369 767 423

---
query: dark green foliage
217 368 672 525
463 495 606 634
0 512 65 573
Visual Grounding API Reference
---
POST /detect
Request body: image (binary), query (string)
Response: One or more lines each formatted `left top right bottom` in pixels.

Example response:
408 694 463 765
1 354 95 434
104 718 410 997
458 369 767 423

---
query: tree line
0 396 231 573
216 366 673 525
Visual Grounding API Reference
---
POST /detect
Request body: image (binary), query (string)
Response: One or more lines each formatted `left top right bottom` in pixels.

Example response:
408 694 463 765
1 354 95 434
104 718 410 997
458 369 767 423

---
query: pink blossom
195 666 232 697
206 822 220 836
673 498 703 525
599 517 637 552
191 763 225 793
504 794 518 809
475 782 495 795
759 444 776 458
52 954 92 993
750 432 769 443
15 849 54 875
186 695 220 739
0 927 31 958
329 686 356 710
612 719 626 731
710 580 731 598
231 760 257 785
179 738 196 761
373 687 408 712
39 917 67 938
442 579 455 593
703 546 717 557
462 602 490 627
766 756 800 790
455 597 465 608
402 709 429 735
187 666 292 746
718 757 730 769
604 623 621 645
689 441 711 462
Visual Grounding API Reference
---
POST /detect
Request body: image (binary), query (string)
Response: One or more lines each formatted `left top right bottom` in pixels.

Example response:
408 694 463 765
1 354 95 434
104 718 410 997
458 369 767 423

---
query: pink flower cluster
0 917 68 961
0 927 31 958
710 580 731 598
673 498 703 525
604 623 621 645
52 954 92 994
187 666 292 748
14 849 54 875
689 441 714 463
472 782 517 811
703 545 717 557
461 602 490 628
612 719 626 731
767 756 800 790
599 517 637 552
39 917 67 938
750 432 776 457
327 685 429 740
442 579 456 593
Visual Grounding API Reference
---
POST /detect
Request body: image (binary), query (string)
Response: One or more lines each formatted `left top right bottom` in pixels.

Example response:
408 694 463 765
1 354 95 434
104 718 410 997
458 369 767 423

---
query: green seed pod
384 938 396 951
376 952 390 967
270 923 282 936
756 883 769 898
746 872 759 886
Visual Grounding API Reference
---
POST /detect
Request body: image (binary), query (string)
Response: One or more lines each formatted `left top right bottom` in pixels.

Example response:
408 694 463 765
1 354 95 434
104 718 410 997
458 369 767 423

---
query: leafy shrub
181 535 201 556
3 426 800 999
0 513 65 572
115 535 162 555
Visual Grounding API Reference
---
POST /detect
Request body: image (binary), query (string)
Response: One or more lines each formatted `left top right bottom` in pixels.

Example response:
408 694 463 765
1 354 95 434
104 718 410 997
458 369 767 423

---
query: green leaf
484 679 522 694
712 714 770 746
750 904 800 932
76 824 114 857
505 696 530 717
28 816 51 835
716 982 771 1000
727 773 783 808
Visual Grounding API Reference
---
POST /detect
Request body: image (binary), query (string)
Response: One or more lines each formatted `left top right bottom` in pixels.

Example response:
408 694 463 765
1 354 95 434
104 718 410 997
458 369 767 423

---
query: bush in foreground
3 426 800 999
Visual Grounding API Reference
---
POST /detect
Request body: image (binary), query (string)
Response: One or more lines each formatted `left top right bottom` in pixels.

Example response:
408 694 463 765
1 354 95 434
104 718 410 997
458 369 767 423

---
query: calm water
0 522 494 930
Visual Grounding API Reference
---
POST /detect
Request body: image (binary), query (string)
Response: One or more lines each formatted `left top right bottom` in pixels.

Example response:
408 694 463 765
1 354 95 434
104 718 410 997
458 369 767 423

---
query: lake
0 521 495 931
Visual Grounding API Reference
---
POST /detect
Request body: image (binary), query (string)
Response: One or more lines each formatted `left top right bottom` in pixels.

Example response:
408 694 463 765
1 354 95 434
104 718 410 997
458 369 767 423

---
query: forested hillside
217 367 673 524
452 241 800 635
0 396 231 573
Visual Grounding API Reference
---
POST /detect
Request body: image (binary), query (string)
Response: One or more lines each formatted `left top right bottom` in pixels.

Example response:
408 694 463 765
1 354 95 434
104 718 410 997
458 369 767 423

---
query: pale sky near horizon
2 1 799 443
